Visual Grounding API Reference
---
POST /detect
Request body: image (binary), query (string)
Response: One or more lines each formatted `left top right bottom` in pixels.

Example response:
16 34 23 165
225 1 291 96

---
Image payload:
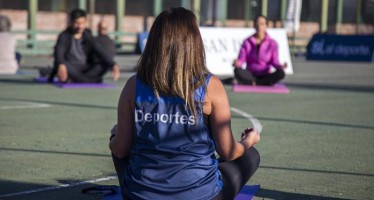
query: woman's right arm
233 40 250 68
207 76 260 161
109 75 136 158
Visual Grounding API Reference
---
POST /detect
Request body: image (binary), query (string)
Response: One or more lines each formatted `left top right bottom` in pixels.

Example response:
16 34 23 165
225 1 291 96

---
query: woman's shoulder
120 74 137 101
206 75 226 99
265 34 278 44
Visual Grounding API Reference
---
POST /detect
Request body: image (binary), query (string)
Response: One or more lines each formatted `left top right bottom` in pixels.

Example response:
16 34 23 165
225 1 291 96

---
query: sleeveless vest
124 75 222 199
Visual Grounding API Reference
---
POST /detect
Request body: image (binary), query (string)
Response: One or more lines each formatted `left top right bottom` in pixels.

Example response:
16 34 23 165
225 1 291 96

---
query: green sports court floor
0 56 373 200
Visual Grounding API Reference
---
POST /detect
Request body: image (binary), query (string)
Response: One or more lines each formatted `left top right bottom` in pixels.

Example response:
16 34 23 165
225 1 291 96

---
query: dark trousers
112 147 260 200
49 62 109 83
234 68 285 86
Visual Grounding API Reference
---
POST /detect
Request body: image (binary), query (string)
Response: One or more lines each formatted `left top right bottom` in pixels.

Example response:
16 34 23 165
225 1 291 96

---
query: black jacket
53 28 115 67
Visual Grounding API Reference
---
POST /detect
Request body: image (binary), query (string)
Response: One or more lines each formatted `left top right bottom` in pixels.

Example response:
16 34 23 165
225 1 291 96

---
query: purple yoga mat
54 83 116 89
34 77 56 83
235 185 261 200
34 77 116 89
233 83 290 94
100 185 260 200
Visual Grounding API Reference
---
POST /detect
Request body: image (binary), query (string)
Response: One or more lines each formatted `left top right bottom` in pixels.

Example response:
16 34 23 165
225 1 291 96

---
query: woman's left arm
269 41 284 70
109 75 136 158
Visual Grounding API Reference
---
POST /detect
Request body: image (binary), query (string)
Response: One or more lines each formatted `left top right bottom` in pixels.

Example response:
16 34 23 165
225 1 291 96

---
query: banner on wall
138 27 293 76
306 34 374 62
199 27 293 76
285 0 302 33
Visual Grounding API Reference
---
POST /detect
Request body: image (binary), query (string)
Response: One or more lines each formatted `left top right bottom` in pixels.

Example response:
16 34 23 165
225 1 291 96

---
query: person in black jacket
92 19 116 69
49 9 119 83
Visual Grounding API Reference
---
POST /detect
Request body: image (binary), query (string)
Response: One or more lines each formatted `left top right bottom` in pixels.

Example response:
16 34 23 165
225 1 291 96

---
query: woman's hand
232 59 241 68
57 64 68 82
240 128 260 149
112 64 120 81
282 62 288 70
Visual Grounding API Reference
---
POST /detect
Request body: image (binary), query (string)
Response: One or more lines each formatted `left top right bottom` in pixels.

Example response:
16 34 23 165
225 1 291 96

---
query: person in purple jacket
232 15 287 86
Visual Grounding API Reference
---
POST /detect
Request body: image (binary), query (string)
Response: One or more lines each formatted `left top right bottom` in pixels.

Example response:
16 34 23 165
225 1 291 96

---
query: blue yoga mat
100 185 260 200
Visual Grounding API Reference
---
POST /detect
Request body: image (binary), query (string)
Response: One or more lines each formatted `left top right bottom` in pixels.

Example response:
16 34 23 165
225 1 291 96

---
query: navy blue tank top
123 75 222 199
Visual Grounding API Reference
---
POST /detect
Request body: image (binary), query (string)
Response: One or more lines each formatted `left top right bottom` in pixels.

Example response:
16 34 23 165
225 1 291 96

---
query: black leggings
49 63 109 83
234 68 285 86
112 147 260 200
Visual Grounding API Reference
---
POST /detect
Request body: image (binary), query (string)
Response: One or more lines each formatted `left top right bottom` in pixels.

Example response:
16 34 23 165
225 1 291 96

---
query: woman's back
109 7 260 200
124 76 222 199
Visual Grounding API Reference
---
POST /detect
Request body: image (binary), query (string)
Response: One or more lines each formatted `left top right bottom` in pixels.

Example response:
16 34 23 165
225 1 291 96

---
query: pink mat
233 83 290 94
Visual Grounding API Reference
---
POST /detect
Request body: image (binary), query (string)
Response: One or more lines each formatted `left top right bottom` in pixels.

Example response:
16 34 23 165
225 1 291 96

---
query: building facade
0 0 373 54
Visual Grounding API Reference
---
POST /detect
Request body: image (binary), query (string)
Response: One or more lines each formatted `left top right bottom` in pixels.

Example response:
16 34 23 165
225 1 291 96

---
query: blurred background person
0 15 19 74
92 18 116 71
49 9 119 83
232 15 287 86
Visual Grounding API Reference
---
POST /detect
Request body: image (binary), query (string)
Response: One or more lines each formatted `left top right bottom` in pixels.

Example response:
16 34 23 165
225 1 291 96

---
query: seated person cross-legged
109 7 260 200
49 9 119 83
233 15 287 86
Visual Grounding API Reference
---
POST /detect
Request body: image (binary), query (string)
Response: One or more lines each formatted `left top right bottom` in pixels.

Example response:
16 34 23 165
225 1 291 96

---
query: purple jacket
236 33 282 76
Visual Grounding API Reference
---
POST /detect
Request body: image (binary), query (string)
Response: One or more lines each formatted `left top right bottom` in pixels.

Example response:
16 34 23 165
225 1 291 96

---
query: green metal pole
78 0 87 10
356 0 362 34
320 0 329 33
51 0 62 11
181 0 189 9
219 0 227 27
153 0 162 16
244 0 251 27
192 0 200 25
281 0 287 27
261 0 268 16
28 0 37 52
336 0 343 34
116 0 125 42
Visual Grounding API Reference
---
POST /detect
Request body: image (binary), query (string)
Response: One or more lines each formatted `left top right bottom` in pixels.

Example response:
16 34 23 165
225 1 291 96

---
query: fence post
281 0 287 27
28 0 38 54
78 0 87 10
116 0 125 45
244 0 252 27
336 0 343 34
320 0 329 33
153 0 162 16
355 0 362 34
218 0 227 27
261 0 268 16
191 0 201 25
181 0 190 9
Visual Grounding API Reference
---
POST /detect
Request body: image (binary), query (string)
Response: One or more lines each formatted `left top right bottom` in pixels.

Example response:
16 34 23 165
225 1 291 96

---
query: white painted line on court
230 107 263 134
0 107 260 198
0 176 117 198
0 102 51 110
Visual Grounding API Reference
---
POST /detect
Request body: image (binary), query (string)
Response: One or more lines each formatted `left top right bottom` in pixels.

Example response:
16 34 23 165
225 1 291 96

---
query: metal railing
12 30 138 56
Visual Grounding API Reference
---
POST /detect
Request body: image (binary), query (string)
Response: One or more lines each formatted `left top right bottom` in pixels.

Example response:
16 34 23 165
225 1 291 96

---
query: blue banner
137 32 149 53
306 34 374 62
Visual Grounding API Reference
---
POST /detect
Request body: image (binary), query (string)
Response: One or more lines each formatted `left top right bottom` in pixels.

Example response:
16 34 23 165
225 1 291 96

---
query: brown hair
137 7 209 117
254 15 268 26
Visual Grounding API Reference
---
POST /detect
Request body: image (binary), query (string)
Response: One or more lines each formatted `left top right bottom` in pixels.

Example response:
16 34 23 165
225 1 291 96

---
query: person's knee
249 147 260 167
277 69 285 80
241 147 260 170
234 68 243 77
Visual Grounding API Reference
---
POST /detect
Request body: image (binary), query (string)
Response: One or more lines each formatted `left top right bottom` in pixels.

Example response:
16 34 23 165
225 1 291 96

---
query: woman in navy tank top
110 7 260 200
